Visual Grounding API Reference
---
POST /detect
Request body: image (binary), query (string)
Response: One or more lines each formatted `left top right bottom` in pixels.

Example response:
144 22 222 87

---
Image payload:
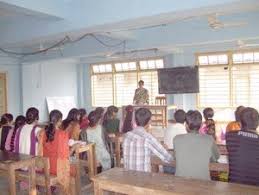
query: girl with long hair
102 106 120 135
200 107 216 140
5 115 26 151
14 107 42 155
43 110 79 194
121 105 135 133
87 111 111 171
0 113 13 150
62 108 81 140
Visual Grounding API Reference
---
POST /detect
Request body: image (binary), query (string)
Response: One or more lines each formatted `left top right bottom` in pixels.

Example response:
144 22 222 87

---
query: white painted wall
22 58 79 121
0 56 21 116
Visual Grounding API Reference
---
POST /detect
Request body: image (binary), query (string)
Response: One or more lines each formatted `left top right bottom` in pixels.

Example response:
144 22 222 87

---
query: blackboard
158 66 199 94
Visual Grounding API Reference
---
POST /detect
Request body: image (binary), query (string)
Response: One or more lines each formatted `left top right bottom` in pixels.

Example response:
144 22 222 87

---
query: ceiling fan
237 40 259 48
208 14 246 29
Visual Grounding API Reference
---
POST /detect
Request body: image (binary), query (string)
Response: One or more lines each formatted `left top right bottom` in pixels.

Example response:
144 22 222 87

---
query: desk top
92 168 259 195
0 151 34 164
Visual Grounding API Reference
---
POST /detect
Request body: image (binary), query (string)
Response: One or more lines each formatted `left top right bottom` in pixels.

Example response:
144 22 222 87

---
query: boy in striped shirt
226 107 259 186
123 108 173 172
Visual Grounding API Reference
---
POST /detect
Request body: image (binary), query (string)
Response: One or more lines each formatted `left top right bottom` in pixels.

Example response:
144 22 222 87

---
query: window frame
90 57 164 107
196 49 259 109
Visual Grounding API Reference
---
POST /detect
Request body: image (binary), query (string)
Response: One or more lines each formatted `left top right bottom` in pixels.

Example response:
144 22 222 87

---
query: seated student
5 115 26 151
226 107 259 186
6 113 14 124
79 108 89 130
14 107 42 155
95 107 105 121
62 108 81 140
164 109 186 150
226 106 245 133
0 113 13 150
123 108 173 172
87 111 111 171
174 110 220 180
43 110 79 194
103 106 120 135
200 108 216 140
121 105 136 133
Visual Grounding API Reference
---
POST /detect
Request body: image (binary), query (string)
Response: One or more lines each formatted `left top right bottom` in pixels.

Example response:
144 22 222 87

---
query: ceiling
0 0 259 62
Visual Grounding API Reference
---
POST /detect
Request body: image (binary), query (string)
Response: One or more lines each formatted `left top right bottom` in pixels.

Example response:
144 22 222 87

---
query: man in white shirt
164 109 186 149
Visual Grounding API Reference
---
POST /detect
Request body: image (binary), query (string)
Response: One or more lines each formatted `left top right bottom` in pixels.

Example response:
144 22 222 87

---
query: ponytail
45 110 63 142
45 123 55 142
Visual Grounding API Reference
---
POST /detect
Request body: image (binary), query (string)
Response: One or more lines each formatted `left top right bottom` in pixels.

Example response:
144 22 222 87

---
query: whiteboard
46 96 76 118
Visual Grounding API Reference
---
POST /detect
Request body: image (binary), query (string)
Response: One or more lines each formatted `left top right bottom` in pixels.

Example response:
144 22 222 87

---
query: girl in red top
43 110 79 194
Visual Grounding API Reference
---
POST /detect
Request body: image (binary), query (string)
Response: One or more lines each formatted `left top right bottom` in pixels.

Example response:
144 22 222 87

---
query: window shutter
199 66 230 107
232 64 259 108
114 72 138 106
91 74 113 107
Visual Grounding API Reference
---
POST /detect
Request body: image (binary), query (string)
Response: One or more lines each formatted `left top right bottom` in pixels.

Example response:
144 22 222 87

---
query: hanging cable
0 33 126 57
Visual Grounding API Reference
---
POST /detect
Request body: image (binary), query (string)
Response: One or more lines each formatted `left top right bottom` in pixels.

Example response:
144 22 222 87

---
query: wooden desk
122 105 168 128
92 167 259 195
0 151 36 195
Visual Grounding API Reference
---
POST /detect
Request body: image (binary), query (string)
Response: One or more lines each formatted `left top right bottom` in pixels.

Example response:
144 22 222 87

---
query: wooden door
0 73 7 115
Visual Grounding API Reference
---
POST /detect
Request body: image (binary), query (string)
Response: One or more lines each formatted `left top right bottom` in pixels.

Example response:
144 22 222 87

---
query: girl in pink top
199 107 216 140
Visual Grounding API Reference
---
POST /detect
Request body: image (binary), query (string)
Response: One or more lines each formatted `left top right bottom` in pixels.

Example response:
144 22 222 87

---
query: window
92 64 112 73
233 52 259 64
197 50 259 108
198 54 228 65
91 59 164 107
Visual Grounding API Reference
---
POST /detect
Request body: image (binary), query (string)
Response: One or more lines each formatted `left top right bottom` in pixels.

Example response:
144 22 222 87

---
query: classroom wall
22 58 79 121
0 56 21 116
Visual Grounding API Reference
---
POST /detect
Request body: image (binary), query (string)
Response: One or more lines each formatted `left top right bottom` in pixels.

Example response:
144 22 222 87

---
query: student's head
240 107 259 131
95 107 105 118
88 111 102 128
45 110 63 142
107 106 119 118
185 110 202 132
122 105 134 133
6 113 13 123
0 114 10 126
138 80 144 88
26 107 39 124
174 109 186 124
135 108 152 128
14 115 26 131
66 108 80 122
78 108 87 122
102 106 119 127
235 106 245 122
203 107 214 120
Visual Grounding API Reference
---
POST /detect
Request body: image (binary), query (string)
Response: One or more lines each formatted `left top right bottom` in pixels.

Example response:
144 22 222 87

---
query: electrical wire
0 33 126 57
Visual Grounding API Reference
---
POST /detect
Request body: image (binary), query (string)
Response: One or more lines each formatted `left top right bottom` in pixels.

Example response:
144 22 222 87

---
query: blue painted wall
21 58 78 121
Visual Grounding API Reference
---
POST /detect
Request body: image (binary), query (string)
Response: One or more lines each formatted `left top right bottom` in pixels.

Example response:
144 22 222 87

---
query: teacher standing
133 80 149 105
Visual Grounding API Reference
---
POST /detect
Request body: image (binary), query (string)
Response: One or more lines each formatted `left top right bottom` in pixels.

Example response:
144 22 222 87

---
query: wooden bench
108 135 124 167
0 151 36 195
73 143 97 194
92 167 259 195
0 143 96 195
